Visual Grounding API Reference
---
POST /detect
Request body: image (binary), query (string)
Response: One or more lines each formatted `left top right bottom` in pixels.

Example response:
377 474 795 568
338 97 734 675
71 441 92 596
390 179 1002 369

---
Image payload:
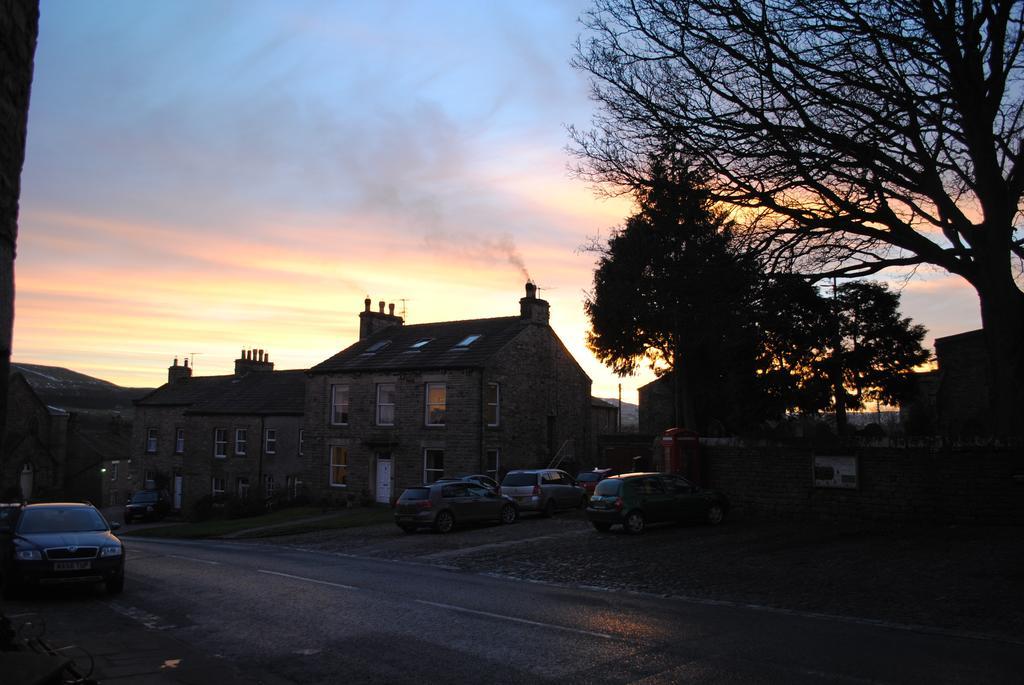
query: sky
14 0 982 401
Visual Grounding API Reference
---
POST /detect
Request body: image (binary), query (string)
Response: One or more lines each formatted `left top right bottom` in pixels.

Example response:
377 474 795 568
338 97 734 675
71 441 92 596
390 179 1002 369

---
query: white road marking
413 599 614 640
166 554 221 565
257 569 359 590
107 602 177 630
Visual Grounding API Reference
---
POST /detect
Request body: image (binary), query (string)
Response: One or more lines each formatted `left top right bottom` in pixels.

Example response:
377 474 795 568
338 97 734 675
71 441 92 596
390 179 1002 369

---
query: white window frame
211 477 225 497
298 429 304 456
331 384 350 425
376 383 395 426
235 428 248 456
485 382 500 426
110 461 119 481
146 428 158 454
330 446 348 487
425 383 446 426
265 474 275 497
213 429 227 458
174 428 185 454
423 448 444 483
237 477 250 499
265 428 277 454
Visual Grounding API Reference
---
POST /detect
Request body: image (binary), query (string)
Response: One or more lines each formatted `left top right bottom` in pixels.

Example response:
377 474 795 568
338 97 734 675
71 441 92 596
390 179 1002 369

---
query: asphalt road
6 535 1021 684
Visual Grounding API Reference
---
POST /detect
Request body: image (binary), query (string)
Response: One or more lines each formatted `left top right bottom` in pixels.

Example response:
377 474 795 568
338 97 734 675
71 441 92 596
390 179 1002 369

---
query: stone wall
700 439 1024 524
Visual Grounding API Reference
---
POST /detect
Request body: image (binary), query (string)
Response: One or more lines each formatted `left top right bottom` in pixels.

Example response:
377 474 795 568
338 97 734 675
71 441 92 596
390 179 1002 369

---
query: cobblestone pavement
252 510 1024 641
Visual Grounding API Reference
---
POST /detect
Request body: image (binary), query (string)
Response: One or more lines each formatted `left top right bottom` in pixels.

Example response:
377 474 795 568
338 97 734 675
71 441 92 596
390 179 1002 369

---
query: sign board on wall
812 455 858 489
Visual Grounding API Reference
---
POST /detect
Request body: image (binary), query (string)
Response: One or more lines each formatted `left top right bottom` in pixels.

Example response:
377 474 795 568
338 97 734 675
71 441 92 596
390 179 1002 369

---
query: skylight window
361 340 392 355
408 338 433 350
454 334 482 348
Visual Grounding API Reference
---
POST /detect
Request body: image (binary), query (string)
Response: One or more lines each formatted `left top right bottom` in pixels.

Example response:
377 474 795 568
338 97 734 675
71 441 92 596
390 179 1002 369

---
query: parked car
575 468 616 496
394 481 518 533
123 489 172 523
586 472 728 534
435 474 501 494
500 469 586 517
0 502 125 598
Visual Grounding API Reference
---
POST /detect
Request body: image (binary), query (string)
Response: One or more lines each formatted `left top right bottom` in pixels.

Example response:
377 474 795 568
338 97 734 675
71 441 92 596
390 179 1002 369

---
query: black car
394 481 518 533
123 489 171 523
586 472 729 534
434 474 501 494
0 502 125 598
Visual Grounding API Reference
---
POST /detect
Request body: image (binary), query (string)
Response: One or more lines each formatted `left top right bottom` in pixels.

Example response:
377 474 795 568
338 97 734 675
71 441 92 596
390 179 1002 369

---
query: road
7 535 1021 684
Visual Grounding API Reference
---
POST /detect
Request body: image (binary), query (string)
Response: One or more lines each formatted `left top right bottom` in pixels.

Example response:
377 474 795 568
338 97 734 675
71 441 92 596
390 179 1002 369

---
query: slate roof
311 316 531 374
134 369 306 416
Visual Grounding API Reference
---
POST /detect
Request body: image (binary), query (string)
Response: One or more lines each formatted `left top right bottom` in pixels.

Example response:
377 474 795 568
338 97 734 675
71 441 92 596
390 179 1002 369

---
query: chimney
519 280 549 324
167 356 193 384
235 348 274 376
359 295 404 340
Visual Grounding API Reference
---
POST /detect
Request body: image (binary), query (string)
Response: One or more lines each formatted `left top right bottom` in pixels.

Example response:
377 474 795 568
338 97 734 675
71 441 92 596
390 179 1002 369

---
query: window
454 334 481 348
110 461 119 481
331 385 349 425
174 428 185 454
485 382 500 426
376 383 395 425
407 338 433 350
423 448 444 483
298 429 304 456
330 446 348 487
425 383 446 426
213 429 227 458
485 449 499 480
211 477 225 497
146 428 158 454
265 429 277 454
361 340 391 355
265 474 275 497
237 477 250 499
235 428 248 456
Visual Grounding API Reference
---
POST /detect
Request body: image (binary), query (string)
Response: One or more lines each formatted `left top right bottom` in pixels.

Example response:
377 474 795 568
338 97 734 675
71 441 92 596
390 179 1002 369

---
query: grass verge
121 506 393 539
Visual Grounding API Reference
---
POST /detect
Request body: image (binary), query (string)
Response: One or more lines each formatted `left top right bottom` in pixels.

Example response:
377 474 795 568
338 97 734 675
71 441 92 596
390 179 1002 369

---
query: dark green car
586 472 728 534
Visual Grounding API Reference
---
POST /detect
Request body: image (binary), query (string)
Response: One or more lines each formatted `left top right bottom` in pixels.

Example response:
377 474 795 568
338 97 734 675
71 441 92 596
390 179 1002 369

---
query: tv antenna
399 298 411 321
188 352 202 370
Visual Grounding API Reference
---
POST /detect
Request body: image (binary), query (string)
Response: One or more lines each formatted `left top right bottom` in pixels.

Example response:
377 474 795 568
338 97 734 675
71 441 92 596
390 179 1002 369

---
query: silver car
500 469 586 517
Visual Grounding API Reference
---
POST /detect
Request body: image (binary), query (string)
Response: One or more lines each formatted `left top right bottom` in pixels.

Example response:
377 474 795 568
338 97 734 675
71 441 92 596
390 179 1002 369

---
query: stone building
131 351 306 514
303 284 592 504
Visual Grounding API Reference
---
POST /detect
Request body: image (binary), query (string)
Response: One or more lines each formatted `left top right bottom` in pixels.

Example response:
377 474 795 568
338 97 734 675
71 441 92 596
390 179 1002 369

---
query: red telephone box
661 428 702 485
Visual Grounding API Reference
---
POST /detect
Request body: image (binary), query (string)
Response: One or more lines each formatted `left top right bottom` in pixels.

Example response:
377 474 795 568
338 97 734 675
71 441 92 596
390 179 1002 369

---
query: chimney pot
525 281 537 299
388 303 395 316
379 300 385 313
364 297 371 312
184 358 189 368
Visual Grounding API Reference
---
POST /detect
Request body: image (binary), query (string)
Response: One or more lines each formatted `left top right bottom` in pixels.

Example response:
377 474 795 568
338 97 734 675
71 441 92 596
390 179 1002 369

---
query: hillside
10 362 153 415
598 397 639 431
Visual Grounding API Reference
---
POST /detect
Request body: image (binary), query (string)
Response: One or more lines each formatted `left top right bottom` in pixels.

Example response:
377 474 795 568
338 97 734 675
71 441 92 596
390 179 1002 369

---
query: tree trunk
975 275 1024 439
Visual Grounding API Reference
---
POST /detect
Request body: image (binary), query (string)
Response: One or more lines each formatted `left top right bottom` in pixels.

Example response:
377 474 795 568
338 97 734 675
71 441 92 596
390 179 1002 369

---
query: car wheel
541 499 556 518
500 503 518 524
624 510 646 534
2 579 22 601
579 494 589 509
434 510 455 534
106 575 125 595
592 522 612 532
707 503 725 526
398 524 417 534
124 516 132 525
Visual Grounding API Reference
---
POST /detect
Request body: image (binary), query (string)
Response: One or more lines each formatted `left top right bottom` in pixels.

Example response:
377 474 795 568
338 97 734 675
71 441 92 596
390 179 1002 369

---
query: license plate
54 561 91 571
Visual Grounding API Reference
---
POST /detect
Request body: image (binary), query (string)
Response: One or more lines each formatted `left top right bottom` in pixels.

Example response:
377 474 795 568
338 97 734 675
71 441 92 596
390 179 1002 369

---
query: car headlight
100 545 122 558
15 549 42 561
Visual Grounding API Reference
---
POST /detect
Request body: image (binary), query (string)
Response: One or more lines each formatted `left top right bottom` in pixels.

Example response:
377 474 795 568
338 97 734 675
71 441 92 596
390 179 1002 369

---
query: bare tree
572 0 1024 436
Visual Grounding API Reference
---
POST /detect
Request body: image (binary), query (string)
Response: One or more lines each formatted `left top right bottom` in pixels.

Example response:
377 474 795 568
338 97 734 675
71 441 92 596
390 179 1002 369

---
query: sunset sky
14 0 981 401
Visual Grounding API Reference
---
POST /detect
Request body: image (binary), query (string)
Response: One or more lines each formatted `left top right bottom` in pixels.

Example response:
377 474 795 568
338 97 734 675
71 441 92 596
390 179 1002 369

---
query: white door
174 475 184 510
375 459 392 503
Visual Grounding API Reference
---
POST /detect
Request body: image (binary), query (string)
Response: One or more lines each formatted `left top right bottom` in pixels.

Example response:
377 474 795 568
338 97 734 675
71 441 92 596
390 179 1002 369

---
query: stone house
303 284 592 504
131 352 306 514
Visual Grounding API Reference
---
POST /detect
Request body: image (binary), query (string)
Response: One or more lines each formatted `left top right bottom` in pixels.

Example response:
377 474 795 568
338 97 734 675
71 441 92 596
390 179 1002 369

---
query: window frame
485 449 499 481
145 428 158 454
376 383 396 426
213 428 227 458
174 427 185 454
211 477 225 497
265 474 275 497
235 428 248 456
423 448 445 483
485 382 500 426
331 384 350 425
264 428 277 454
329 446 349 487
110 461 119 481
424 382 446 426
298 429 304 456
237 477 250 499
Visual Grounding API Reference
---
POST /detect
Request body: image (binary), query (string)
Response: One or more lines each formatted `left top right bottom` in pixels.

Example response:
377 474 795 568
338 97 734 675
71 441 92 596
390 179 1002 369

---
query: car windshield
502 473 536 487
399 488 430 501
577 472 602 482
17 507 108 533
130 491 159 504
594 480 622 496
